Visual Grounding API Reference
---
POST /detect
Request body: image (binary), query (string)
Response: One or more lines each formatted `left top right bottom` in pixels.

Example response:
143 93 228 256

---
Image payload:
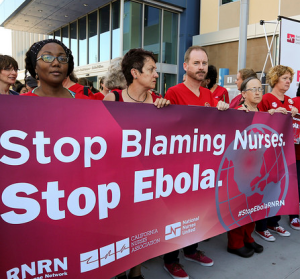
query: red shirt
292 97 300 110
212 85 229 104
230 94 242 108
114 90 161 102
69 83 94 99
165 83 217 107
93 92 105 100
257 93 295 112
21 89 90 99
258 93 298 159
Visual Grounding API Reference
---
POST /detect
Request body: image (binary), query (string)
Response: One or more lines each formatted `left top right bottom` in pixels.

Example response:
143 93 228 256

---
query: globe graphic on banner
215 124 289 231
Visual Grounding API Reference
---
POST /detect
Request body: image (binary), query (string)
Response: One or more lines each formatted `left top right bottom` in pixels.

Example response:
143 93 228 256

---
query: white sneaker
255 230 276 242
290 218 300 230
268 226 291 237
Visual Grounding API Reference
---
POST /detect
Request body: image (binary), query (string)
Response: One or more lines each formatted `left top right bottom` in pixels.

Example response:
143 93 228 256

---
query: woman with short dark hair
104 48 169 108
104 48 169 279
0 55 19 95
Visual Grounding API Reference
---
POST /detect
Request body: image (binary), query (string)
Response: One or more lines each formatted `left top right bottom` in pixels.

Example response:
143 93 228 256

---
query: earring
35 73 39 80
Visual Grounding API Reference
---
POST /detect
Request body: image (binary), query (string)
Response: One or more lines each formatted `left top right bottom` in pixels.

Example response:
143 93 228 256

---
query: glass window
88 11 98 64
221 0 239 4
99 5 110 62
48 33 53 39
155 74 160 94
144 6 161 62
161 73 177 96
61 26 69 48
86 76 98 90
54 29 61 40
70 21 78 67
163 11 178 64
123 0 142 55
112 0 120 59
78 16 87 66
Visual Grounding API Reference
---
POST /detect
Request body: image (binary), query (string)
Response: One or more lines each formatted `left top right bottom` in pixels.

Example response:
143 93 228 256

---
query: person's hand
268 109 276 115
154 98 170 108
291 106 298 117
274 107 288 114
216 101 229 111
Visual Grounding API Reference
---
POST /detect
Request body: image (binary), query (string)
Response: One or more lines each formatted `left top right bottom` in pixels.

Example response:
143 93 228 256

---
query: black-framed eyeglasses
245 87 263 93
36 54 69 64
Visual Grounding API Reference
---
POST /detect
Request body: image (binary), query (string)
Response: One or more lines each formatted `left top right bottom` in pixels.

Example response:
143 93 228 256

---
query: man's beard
186 70 207 81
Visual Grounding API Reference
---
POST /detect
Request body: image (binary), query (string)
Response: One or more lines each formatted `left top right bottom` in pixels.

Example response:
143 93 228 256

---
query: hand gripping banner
0 95 298 279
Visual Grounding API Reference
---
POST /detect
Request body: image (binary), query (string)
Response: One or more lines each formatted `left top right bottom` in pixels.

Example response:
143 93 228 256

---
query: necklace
243 103 259 111
127 88 147 103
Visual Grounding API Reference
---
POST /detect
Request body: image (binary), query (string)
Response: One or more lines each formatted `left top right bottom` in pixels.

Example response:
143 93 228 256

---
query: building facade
0 0 200 94
194 0 300 76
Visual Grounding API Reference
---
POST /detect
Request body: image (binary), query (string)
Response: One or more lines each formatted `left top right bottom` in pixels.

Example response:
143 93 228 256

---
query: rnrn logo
80 238 130 273
6 257 67 279
287 33 295 43
165 222 181 240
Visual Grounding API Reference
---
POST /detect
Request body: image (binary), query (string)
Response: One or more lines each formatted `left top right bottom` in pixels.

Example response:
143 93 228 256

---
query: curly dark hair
122 48 157 86
206 65 218 89
25 39 74 79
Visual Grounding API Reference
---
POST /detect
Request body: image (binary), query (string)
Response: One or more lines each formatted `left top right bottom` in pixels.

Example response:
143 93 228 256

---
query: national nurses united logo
215 124 289 231
287 33 295 43
165 222 181 240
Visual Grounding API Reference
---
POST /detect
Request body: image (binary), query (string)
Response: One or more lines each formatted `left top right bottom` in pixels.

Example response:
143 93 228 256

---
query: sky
0 27 12 55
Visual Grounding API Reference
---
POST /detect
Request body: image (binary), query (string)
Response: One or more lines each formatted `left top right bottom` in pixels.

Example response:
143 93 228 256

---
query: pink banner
0 95 298 279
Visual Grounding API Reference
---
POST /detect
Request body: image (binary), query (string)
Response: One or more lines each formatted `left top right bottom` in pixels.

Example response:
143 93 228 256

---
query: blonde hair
267 65 294 88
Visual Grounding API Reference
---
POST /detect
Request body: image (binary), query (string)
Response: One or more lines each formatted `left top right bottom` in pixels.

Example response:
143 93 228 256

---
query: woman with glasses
227 77 265 258
255 65 298 241
0 55 19 95
22 39 88 99
229 68 257 108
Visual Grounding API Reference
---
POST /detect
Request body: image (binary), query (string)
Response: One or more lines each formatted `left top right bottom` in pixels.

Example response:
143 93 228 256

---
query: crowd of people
1 39 300 279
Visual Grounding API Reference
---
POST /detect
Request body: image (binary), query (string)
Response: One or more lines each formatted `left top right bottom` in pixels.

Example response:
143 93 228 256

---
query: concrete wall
281 0 300 17
203 36 274 76
249 0 279 25
219 1 240 30
196 0 300 75
200 0 218 34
